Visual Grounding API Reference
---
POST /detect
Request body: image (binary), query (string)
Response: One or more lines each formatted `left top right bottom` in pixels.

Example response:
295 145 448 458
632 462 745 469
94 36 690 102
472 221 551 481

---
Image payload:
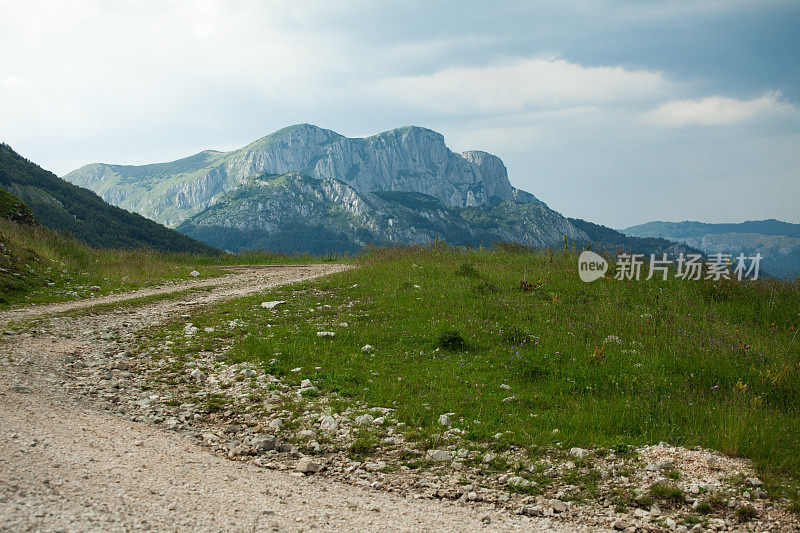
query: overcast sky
2 0 798 228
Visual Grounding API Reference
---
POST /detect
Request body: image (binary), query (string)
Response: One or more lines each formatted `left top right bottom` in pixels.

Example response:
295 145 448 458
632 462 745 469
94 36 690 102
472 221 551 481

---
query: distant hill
568 218 703 257
624 220 800 240
0 144 219 254
623 219 800 278
176 172 584 254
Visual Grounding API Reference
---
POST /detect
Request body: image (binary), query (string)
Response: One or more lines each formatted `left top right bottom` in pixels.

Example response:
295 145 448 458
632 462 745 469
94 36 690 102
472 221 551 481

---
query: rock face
175 172 586 254
63 124 543 226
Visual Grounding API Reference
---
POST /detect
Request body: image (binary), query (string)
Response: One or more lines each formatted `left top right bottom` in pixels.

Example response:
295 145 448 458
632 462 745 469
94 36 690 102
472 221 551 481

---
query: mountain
63 124 542 227
0 144 219 254
623 220 800 278
568 218 703 257
176 172 584 254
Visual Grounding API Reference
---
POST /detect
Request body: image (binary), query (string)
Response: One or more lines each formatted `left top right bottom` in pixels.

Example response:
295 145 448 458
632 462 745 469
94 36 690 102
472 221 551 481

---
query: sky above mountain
1 0 798 228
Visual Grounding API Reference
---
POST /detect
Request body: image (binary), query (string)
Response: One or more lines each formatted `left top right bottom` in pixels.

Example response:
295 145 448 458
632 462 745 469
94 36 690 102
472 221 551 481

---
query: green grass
172 244 800 504
649 483 686 507
0 217 346 308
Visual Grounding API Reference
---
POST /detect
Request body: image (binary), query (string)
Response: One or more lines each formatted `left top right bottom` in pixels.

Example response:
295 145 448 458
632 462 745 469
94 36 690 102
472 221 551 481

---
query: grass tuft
437 329 468 351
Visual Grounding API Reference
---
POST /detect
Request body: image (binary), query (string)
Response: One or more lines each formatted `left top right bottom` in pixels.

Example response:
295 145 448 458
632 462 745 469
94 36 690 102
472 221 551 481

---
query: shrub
437 330 467 351
735 505 758 522
455 262 480 278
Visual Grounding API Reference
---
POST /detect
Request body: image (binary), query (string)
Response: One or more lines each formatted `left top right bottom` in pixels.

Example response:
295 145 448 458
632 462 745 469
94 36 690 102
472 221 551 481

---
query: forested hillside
0 144 218 254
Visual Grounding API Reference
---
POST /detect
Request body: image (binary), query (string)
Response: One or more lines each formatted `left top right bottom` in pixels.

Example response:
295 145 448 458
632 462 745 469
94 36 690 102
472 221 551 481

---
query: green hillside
0 144 219 254
569 218 703 257
0 188 37 225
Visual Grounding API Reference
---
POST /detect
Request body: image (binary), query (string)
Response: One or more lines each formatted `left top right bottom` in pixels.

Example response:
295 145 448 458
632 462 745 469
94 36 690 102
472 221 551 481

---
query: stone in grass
613 519 631 531
438 414 451 427
507 476 533 489
354 414 374 426
746 477 763 487
300 379 316 391
569 447 589 459
261 301 286 309
296 457 321 474
549 499 568 513
361 344 374 353
250 435 276 452
426 449 454 462
190 270 200 277
319 416 338 432
269 419 284 431
189 368 207 381
316 331 335 337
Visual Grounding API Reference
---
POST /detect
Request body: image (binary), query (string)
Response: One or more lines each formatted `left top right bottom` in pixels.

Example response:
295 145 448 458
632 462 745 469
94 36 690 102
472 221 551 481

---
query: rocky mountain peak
63 124 543 226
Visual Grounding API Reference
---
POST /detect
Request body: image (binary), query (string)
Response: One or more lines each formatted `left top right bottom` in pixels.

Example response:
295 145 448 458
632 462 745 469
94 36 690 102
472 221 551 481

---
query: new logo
578 251 608 282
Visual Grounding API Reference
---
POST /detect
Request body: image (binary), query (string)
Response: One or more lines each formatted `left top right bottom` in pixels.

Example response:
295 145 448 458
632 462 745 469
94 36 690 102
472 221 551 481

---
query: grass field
163 244 800 504
0 218 343 308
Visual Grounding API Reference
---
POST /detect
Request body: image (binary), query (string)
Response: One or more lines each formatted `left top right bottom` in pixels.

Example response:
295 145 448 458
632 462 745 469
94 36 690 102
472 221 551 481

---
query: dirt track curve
0 265 593 532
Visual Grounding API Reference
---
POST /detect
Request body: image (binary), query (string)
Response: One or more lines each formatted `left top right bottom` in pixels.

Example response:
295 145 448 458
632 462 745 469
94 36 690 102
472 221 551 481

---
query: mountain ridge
623 219 800 278
63 124 542 226
176 171 582 254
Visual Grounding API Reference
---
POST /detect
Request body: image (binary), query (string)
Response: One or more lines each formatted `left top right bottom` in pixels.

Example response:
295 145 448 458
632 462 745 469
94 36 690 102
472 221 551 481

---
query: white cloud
0 75 30 88
365 56 668 114
644 92 799 126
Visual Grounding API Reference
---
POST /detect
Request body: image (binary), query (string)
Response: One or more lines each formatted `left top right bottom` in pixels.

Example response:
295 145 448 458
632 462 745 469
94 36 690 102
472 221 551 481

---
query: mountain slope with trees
0 144 218 254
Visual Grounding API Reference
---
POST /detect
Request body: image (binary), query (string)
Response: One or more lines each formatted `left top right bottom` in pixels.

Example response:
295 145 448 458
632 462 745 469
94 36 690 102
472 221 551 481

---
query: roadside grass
0 218 345 308
166 244 800 504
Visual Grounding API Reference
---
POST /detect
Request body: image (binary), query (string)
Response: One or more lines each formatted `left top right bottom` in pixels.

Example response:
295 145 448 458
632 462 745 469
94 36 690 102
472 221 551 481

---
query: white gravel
0 265 593 532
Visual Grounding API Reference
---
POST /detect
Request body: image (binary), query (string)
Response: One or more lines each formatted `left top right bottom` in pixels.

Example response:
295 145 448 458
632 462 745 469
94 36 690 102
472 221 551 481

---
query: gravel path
0 265 591 532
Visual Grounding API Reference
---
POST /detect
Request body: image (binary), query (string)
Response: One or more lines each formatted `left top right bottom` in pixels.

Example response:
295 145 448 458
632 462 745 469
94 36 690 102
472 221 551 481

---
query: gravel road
0 265 592 532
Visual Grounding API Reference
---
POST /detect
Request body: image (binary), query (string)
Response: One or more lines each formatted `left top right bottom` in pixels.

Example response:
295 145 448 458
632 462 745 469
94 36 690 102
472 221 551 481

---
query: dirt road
0 265 589 532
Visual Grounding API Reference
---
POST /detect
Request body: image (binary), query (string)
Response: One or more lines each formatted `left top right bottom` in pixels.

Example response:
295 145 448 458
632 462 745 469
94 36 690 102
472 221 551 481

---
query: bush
455 262 480 278
437 329 467 351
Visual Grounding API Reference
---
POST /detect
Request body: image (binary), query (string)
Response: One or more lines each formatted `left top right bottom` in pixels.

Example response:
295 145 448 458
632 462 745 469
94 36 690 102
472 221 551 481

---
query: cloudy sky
2 0 798 228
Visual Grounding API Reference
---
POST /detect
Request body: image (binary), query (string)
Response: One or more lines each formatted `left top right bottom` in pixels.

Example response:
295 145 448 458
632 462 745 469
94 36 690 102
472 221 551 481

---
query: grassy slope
0 217 344 308
0 188 37 225
172 245 799 501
